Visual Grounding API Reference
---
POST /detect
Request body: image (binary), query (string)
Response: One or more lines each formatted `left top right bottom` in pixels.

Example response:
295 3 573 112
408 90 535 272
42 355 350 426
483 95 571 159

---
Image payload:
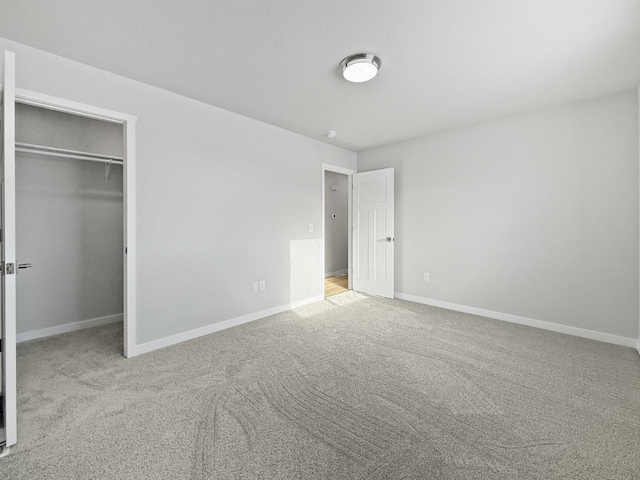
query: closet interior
15 103 124 339
0 102 125 442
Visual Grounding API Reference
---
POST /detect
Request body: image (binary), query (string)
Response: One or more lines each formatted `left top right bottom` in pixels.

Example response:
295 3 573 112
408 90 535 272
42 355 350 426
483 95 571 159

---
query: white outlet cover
252 281 259 292
309 224 314 233
259 280 266 291
424 273 430 282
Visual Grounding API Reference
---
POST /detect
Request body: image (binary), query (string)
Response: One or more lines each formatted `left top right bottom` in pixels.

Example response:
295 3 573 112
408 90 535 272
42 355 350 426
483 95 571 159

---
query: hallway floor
325 274 348 297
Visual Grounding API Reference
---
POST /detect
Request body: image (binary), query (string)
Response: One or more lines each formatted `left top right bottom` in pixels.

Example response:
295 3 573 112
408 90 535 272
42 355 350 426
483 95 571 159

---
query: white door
352 168 394 298
1 50 17 448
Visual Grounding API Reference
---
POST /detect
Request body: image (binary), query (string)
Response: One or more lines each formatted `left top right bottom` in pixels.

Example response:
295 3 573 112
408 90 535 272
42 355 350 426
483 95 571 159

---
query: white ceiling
1 0 639 151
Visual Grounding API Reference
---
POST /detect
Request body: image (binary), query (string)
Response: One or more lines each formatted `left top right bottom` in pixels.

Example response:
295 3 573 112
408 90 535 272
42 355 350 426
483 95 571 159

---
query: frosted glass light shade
340 54 381 83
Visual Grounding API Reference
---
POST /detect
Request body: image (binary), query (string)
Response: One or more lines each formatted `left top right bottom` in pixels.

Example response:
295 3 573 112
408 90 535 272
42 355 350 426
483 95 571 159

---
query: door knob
18 263 33 270
385 237 394 242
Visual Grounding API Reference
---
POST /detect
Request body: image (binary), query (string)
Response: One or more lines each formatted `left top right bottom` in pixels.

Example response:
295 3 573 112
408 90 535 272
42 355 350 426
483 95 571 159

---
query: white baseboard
395 292 637 349
17 313 123 343
134 296 325 356
325 269 348 278
636 340 640 356
291 295 324 309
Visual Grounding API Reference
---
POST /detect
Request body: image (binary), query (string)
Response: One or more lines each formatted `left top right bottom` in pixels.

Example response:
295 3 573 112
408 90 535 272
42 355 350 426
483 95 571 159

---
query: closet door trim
15 87 138 358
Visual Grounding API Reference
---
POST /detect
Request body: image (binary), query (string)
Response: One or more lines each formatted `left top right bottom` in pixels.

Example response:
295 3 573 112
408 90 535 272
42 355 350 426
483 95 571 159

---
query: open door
1 50 17 449
352 168 394 298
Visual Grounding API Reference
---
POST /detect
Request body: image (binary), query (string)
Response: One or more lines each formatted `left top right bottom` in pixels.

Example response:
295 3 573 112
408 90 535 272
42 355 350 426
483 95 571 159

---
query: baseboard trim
325 269 348 278
291 295 324 309
636 340 640 356
17 313 123 343
395 292 637 348
134 296 325 356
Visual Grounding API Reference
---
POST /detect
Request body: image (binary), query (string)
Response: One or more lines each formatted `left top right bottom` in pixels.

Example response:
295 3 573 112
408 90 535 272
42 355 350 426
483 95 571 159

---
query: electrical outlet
259 280 266 291
252 281 259 293
423 273 430 282
309 224 314 233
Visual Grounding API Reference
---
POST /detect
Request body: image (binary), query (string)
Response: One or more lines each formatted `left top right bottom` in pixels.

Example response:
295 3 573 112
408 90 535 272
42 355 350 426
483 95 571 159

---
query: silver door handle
18 263 33 269
385 237 394 242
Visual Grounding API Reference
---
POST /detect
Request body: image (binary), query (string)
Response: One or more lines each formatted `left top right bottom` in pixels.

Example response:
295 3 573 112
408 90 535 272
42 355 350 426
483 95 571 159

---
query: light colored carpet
3 291 640 479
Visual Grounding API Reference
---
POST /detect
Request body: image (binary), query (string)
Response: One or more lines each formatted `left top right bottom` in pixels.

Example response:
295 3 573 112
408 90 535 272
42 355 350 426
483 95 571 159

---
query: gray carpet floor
2 291 640 479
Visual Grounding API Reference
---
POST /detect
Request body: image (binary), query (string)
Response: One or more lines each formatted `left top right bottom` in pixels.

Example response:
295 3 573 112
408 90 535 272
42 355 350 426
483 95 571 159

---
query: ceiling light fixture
340 53 381 83
325 130 337 138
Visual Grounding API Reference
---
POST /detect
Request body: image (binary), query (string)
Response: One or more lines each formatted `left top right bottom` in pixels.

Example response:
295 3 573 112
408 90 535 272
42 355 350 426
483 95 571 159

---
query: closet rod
16 148 123 165
16 142 124 161
15 142 123 165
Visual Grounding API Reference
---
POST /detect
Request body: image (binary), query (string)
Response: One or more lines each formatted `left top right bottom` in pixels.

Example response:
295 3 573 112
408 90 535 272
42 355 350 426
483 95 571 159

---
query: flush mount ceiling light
340 53 381 83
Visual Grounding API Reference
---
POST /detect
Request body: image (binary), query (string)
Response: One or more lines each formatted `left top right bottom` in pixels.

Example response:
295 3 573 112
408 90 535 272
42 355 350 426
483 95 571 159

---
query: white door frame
14 88 137 358
321 164 356 297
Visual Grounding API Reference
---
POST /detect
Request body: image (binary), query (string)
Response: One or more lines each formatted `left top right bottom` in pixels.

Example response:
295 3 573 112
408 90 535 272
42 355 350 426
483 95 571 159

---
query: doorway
11 88 137 358
321 164 355 298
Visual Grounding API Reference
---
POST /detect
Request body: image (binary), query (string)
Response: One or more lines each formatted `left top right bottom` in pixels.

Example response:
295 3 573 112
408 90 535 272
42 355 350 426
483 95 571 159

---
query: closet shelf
15 142 123 165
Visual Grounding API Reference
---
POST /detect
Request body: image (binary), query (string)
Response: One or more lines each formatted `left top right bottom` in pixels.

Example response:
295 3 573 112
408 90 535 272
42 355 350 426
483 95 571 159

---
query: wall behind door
15 103 124 336
325 171 348 276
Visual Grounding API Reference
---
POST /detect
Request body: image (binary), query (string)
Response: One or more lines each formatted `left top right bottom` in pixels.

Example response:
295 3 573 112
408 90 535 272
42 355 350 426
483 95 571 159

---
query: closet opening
7 87 137 361
14 103 125 349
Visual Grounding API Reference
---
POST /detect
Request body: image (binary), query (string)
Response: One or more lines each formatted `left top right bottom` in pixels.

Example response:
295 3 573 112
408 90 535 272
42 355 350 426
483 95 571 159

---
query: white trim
14 88 138 358
321 163 356 299
16 314 123 343
135 295 323 356
15 88 136 124
636 340 640 356
123 119 136 357
291 295 324 309
321 164 356 176
325 269 348 278
395 292 637 348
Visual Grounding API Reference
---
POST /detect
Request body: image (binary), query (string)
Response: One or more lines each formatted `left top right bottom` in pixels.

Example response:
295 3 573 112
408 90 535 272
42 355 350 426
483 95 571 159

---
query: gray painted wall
358 90 639 340
0 37 357 346
15 103 123 334
324 171 348 275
